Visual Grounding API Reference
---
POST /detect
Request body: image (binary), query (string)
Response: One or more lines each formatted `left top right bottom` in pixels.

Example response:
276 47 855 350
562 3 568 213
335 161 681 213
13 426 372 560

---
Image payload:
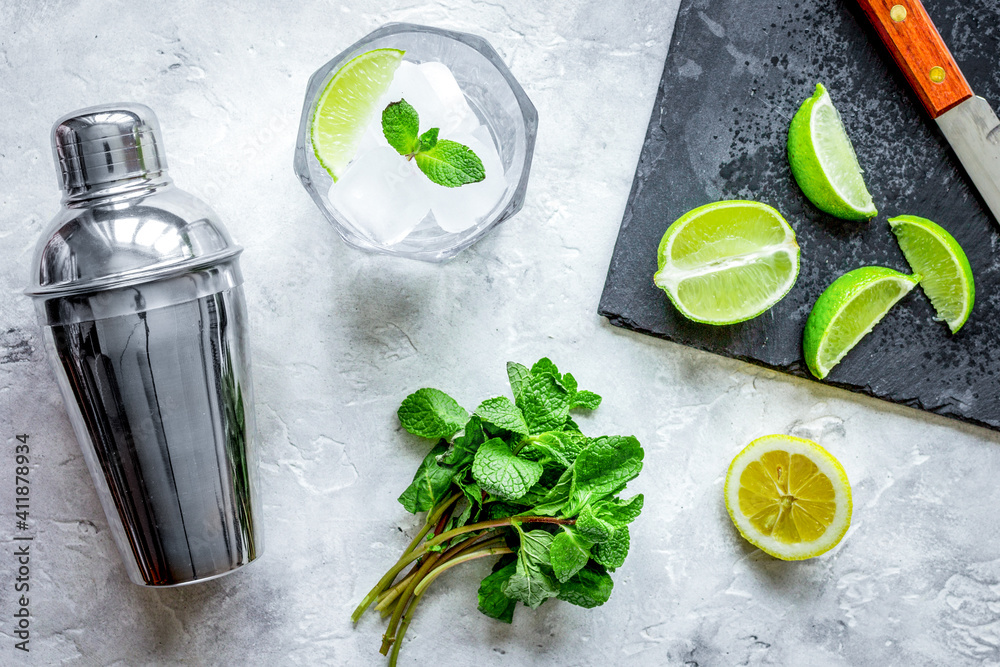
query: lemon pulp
725 434 851 561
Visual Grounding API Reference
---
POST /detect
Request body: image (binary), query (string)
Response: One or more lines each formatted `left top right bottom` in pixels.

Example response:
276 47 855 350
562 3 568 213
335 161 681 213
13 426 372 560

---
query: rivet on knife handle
855 0 973 118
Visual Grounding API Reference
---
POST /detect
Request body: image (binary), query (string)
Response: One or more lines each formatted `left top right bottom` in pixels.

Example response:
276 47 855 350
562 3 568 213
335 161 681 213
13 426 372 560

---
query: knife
856 0 1000 223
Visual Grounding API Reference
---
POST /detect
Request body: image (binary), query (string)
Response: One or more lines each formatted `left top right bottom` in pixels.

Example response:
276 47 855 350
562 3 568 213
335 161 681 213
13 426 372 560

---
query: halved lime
310 48 404 180
889 215 975 333
788 83 877 221
725 434 852 561
653 200 800 325
803 267 919 379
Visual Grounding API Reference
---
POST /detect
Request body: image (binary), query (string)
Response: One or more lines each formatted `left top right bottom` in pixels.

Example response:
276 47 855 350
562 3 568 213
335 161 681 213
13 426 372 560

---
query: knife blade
856 0 1000 223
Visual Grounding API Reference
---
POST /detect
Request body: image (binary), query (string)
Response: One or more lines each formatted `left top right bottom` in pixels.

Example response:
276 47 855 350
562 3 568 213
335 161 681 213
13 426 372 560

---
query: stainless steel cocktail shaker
26 103 263 586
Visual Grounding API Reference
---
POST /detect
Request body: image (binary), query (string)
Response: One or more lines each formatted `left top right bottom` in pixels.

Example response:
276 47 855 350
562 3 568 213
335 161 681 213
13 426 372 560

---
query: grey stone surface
0 1 999 665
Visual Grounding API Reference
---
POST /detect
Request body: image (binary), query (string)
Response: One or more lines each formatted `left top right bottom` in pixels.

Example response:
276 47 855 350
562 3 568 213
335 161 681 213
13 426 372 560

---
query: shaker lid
27 103 242 300
53 103 167 195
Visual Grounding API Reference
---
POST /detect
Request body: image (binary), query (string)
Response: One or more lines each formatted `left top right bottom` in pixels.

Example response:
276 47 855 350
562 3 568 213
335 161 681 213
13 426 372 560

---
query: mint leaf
503 559 559 609
530 357 561 379
561 372 579 394
398 388 468 440
517 525 555 564
575 495 643 541
574 504 615 542
591 527 630 570
418 127 439 151
523 431 587 468
601 494 645 524
503 526 559 609
517 373 571 434
549 527 594 583
397 442 455 513
506 362 531 403
570 390 602 410
441 416 486 467
525 362 602 411
557 566 613 609
414 139 485 187
474 396 529 436
565 436 644 516
382 99 420 155
454 478 483 526
478 558 518 623
517 467 572 517
471 439 543 501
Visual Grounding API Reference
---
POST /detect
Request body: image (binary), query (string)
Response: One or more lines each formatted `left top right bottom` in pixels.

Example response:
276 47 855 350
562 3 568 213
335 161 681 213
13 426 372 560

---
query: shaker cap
52 103 167 195
27 102 241 302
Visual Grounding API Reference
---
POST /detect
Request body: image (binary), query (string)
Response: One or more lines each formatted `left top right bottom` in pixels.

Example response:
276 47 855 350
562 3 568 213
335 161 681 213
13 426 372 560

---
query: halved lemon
724 434 852 561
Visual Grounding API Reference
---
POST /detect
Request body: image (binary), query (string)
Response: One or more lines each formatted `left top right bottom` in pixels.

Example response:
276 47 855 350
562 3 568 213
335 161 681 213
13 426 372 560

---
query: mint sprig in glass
382 98 486 187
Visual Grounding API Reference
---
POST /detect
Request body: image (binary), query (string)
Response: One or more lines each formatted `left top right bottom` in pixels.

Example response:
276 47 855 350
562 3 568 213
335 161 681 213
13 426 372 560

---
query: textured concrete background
2 1 1000 665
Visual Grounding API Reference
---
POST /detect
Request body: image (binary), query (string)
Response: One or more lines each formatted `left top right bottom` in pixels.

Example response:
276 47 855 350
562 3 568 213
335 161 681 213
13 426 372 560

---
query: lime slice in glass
652 200 800 325
803 266 919 379
788 83 877 221
724 434 852 561
310 48 404 180
889 214 975 333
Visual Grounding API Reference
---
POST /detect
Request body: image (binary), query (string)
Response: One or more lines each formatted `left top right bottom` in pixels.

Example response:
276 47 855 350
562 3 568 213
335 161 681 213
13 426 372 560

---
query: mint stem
415 544 512 597
351 493 461 625
387 545 513 667
380 549 442 655
421 515 574 554
376 499 457 613
377 517 572 653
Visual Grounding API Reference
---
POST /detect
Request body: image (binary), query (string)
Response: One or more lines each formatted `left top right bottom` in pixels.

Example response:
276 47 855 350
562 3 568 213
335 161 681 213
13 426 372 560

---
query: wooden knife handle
855 0 972 118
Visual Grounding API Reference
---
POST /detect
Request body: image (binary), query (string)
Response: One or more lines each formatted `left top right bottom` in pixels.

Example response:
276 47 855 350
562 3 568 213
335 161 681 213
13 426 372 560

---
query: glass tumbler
293 23 538 262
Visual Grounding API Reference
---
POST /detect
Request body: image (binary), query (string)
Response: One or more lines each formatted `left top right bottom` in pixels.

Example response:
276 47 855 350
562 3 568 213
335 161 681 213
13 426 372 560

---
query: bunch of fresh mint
352 358 645 666
381 98 485 187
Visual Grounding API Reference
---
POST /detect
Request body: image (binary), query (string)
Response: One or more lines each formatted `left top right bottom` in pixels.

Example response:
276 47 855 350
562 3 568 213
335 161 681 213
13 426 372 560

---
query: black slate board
599 0 1000 431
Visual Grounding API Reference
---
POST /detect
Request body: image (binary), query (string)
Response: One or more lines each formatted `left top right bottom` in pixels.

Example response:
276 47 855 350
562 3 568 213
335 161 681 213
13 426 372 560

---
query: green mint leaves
381 99 420 154
356 359 644 663
417 127 438 152
414 141 485 188
397 387 468 440
503 525 559 609
550 527 593 582
472 439 543 500
381 98 485 188
474 396 530 436
397 442 456 514
477 558 517 622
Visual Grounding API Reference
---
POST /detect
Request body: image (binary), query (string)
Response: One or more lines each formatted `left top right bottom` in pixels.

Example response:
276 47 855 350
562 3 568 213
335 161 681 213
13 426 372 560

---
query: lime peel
310 48 405 181
653 200 800 325
803 266 919 380
788 83 877 221
889 214 975 334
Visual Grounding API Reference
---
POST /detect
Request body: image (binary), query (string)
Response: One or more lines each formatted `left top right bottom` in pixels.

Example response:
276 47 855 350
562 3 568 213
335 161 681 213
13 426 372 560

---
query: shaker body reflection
28 104 262 586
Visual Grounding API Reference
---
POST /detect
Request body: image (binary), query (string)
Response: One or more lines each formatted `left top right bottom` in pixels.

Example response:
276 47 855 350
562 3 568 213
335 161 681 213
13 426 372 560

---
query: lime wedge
310 48 404 180
803 267 919 379
724 434 852 561
889 215 975 333
788 83 877 221
653 200 800 325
